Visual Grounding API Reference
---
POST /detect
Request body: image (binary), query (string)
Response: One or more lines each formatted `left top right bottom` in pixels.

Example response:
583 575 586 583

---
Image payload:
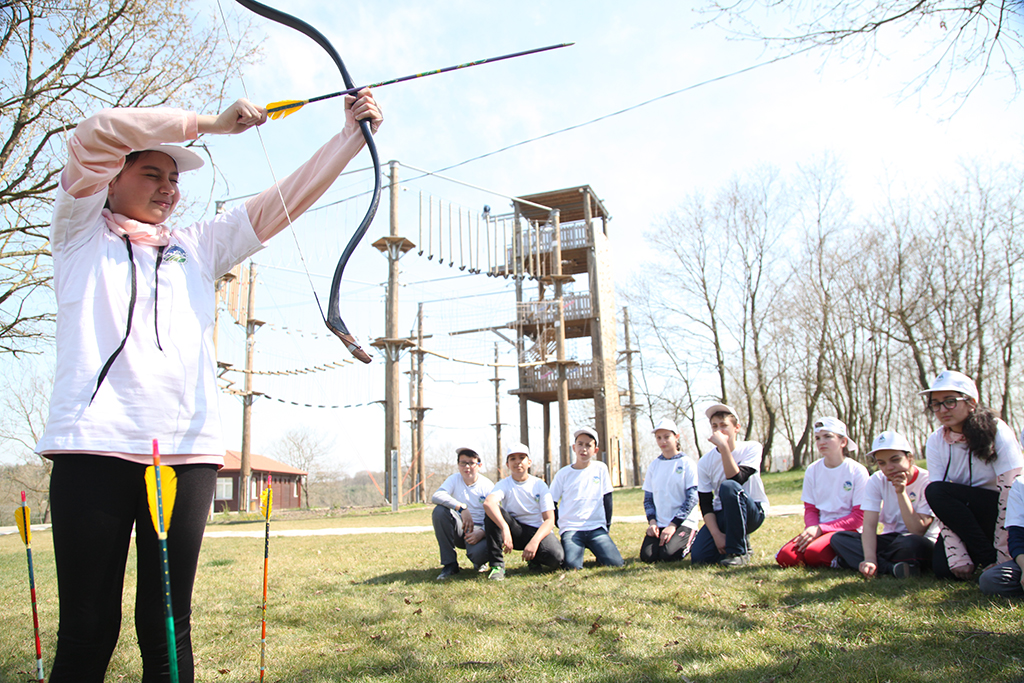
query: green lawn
1 473 1022 682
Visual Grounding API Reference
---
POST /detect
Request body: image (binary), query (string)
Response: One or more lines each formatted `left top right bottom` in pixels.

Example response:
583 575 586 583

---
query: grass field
2 472 1023 683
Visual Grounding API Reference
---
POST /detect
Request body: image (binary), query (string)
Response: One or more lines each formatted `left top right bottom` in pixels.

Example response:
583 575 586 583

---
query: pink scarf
102 209 171 247
942 426 967 445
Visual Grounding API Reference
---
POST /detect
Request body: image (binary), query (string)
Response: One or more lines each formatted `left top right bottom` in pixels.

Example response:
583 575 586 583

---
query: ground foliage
1 477 1022 682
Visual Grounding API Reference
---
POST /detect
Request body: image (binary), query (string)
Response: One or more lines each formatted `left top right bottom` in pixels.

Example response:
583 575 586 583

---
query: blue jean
561 528 624 569
690 479 765 563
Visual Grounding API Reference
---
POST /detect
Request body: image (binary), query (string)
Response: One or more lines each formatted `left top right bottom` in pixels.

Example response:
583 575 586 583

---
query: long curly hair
962 402 998 464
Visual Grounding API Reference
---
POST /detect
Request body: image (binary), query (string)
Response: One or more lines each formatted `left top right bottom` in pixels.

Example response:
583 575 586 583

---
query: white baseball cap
705 404 737 420
865 430 913 459
918 370 979 402
455 446 480 460
505 442 531 458
652 418 679 434
813 417 858 452
135 144 204 172
573 427 599 445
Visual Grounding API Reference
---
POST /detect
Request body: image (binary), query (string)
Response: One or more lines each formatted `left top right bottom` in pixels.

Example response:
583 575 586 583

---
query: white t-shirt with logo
801 457 870 524
36 186 263 462
550 460 614 532
698 441 770 512
861 467 938 541
642 453 700 529
432 473 495 527
925 419 1023 491
488 474 555 528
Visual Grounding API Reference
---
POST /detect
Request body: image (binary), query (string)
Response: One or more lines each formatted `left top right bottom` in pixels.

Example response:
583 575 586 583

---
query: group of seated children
429 370 1024 598
430 403 770 578
773 370 1023 594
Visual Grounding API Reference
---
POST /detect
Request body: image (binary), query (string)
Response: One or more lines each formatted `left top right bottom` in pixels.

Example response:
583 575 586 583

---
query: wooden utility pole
372 161 414 504
551 209 571 468
623 306 642 486
415 304 427 500
239 262 261 512
407 341 418 502
489 343 503 479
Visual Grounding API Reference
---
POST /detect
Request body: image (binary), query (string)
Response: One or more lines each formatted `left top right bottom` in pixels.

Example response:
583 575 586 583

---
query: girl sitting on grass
776 417 869 568
921 371 1023 580
830 431 937 578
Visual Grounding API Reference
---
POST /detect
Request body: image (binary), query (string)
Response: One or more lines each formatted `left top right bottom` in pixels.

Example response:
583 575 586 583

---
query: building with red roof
216 451 307 512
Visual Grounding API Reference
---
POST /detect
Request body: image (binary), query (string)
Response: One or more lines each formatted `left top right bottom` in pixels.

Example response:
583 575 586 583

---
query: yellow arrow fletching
265 100 307 120
260 487 273 517
16 503 30 545
145 465 178 533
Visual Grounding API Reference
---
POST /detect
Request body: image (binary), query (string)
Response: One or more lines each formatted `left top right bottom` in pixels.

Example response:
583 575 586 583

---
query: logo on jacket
843 481 853 491
163 245 188 264
592 475 600 484
675 465 684 474
908 491 917 501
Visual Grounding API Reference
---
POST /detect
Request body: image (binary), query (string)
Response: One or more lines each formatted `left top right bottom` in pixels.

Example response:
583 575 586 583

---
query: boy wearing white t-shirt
550 427 624 569
640 418 700 563
830 431 937 578
691 404 770 566
482 443 564 580
430 446 495 580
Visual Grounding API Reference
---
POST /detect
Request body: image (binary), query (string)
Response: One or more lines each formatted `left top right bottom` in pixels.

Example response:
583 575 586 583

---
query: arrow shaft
268 42 572 114
259 475 272 683
152 446 180 683
20 499 44 683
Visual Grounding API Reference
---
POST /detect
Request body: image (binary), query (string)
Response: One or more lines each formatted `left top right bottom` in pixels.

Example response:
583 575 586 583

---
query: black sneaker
719 553 749 567
436 565 460 581
892 562 920 578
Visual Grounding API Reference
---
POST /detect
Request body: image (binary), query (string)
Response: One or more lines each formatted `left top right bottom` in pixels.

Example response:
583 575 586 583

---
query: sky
4 1 1024 484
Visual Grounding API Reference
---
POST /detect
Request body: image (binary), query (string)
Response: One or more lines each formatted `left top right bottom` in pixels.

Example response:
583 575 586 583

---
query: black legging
925 480 999 577
48 454 216 683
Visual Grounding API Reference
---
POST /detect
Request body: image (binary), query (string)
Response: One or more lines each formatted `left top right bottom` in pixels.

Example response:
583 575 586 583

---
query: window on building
216 477 233 500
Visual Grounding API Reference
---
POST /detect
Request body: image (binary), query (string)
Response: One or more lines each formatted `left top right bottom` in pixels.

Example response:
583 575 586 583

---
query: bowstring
215 0 327 321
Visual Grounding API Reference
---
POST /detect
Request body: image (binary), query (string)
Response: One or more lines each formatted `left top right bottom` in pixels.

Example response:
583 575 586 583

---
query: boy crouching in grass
482 442 564 580
691 404 770 566
550 427 624 569
829 431 937 578
430 446 494 580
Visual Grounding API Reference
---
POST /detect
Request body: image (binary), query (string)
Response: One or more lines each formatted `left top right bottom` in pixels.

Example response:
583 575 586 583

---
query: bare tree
0 369 53 520
271 427 334 507
721 168 791 470
0 0 259 354
701 0 1024 103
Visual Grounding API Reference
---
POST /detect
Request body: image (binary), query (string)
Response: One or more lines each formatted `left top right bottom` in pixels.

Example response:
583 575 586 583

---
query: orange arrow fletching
260 487 273 518
16 501 30 545
265 100 307 120
145 465 178 535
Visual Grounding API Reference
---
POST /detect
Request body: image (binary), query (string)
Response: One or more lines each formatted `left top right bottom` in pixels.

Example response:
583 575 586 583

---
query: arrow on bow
235 0 380 364
266 43 574 120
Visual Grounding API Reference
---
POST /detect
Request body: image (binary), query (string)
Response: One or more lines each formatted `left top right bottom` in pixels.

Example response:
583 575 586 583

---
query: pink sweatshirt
63 107 368 242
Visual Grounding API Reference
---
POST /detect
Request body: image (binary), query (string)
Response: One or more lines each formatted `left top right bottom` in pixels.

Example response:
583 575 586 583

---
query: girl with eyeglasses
921 371 1023 580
